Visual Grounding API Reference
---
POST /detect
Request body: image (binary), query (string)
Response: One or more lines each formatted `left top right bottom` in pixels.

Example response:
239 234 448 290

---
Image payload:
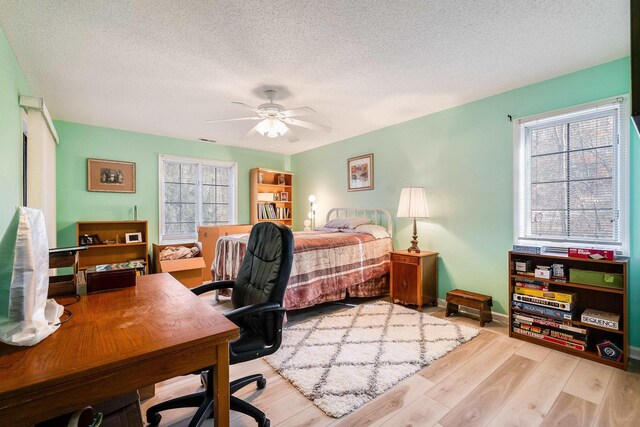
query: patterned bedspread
213 231 392 310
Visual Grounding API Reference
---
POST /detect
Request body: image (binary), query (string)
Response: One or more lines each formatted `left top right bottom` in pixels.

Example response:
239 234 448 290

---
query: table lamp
396 187 430 253
308 195 318 229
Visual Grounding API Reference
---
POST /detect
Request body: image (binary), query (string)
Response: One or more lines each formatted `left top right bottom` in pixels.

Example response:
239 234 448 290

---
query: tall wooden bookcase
76 220 149 272
508 251 628 370
249 168 293 226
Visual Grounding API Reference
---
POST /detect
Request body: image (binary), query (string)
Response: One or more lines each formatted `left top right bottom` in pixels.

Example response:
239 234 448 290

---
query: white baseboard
437 298 640 362
630 346 640 361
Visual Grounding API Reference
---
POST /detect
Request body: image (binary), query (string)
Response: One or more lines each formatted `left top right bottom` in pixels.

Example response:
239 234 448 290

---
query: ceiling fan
206 89 331 143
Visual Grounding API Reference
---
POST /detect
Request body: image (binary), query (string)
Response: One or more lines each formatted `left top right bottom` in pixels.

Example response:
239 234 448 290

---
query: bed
212 208 394 310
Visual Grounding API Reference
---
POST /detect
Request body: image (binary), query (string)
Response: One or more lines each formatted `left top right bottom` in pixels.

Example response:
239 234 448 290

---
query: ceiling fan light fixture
257 118 288 138
256 119 271 136
207 89 329 144
273 119 289 136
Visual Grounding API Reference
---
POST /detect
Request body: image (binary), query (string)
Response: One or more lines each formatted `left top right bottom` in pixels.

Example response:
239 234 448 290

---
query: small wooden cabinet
250 168 294 226
390 250 439 310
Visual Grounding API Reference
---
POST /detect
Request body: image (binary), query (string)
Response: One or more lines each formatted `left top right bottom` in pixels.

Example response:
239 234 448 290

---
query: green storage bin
570 269 623 289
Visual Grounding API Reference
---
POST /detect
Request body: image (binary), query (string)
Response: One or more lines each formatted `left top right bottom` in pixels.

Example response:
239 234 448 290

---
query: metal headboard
325 208 393 238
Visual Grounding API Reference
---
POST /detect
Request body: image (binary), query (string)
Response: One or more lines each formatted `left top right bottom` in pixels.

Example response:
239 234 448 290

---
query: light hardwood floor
140 297 640 427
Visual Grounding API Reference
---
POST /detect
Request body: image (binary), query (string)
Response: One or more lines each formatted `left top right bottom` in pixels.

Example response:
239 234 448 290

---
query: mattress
213 230 392 309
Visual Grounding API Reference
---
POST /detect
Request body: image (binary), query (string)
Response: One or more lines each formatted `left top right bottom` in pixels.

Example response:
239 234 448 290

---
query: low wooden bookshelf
249 168 293 226
76 220 149 272
508 251 628 370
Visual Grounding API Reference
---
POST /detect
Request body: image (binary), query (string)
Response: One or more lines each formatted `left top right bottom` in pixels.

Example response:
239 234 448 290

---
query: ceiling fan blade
240 125 260 140
206 117 260 124
285 128 300 143
231 102 261 113
280 107 316 118
282 117 331 133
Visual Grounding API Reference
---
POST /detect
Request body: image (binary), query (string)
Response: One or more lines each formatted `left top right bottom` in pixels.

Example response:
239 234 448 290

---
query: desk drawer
391 253 420 265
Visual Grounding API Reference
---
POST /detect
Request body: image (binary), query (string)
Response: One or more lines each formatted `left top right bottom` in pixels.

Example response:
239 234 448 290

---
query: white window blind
159 155 237 243
513 96 629 254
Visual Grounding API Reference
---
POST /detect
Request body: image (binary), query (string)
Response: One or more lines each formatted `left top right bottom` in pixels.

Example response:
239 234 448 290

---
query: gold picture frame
87 158 136 193
347 153 373 191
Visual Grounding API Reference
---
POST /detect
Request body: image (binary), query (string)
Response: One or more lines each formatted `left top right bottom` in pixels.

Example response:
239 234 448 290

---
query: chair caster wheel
259 417 270 427
257 378 267 389
147 412 162 426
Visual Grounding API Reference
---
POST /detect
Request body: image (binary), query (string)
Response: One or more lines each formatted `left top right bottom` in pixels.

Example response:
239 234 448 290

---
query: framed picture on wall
347 153 373 191
87 158 136 193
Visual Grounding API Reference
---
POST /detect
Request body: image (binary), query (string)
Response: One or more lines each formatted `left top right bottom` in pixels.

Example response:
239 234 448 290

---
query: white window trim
158 154 238 244
513 95 630 255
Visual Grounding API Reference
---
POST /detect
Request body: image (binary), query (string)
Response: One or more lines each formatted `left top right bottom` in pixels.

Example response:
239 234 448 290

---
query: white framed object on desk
125 232 143 243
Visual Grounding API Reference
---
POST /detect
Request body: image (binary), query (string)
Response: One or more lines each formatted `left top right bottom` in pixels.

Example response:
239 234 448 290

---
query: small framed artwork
347 153 374 191
280 191 289 202
88 158 136 193
277 175 286 185
125 232 143 243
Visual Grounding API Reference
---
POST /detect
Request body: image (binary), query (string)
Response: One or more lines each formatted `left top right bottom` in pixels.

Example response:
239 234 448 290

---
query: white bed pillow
324 217 372 229
353 224 391 239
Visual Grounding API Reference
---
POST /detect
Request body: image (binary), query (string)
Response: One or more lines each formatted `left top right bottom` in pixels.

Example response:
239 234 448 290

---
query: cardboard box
568 248 615 260
198 225 253 281
570 268 623 289
581 308 620 330
534 267 551 279
153 243 206 288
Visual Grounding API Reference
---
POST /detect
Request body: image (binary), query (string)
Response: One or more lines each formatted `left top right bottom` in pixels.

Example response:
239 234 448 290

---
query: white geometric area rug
265 301 478 418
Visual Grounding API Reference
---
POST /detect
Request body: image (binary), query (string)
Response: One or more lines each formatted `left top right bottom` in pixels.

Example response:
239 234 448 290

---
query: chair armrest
191 280 235 296
225 302 285 322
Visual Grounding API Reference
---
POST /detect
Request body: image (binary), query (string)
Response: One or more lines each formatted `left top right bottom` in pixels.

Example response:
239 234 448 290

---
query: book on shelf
512 317 588 345
515 280 548 291
512 300 576 320
512 245 547 254
581 308 620 330
256 203 290 220
513 312 588 334
512 293 575 311
512 326 586 351
514 286 577 303
87 261 146 272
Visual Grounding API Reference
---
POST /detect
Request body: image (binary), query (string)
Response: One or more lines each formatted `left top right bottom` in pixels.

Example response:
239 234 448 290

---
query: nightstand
390 250 438 310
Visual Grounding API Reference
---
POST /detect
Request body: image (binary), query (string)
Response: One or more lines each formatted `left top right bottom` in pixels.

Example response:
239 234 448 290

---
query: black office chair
146 222 294 427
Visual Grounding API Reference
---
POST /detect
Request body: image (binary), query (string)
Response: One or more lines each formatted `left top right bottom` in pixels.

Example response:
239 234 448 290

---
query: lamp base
407 217 421 253
407 244 421 254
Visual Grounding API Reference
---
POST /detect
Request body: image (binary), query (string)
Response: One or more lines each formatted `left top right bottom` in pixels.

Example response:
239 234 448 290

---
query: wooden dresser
390 250 439 311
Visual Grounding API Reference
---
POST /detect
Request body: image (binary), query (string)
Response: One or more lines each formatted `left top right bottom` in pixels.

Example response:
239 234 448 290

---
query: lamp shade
396 187 429 218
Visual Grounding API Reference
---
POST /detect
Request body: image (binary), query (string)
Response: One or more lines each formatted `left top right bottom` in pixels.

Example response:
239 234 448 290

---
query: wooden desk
0 273 239 426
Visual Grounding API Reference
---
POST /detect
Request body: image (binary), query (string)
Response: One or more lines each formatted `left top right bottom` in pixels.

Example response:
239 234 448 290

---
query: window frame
513 95 630 255
158 154 238 244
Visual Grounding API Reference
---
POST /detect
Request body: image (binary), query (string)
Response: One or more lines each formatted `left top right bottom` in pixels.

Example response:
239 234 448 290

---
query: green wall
291 57 640 347
0 26 30 229
54 121 287 246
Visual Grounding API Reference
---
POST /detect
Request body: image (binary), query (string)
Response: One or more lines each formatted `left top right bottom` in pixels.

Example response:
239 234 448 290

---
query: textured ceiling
0 0 630 154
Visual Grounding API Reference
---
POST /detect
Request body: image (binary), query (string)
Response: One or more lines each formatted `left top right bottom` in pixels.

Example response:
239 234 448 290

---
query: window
514 96 629 254
159 155 237 243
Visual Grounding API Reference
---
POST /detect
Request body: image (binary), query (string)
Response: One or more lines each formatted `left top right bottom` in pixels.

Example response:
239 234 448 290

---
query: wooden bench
445 289 493 327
